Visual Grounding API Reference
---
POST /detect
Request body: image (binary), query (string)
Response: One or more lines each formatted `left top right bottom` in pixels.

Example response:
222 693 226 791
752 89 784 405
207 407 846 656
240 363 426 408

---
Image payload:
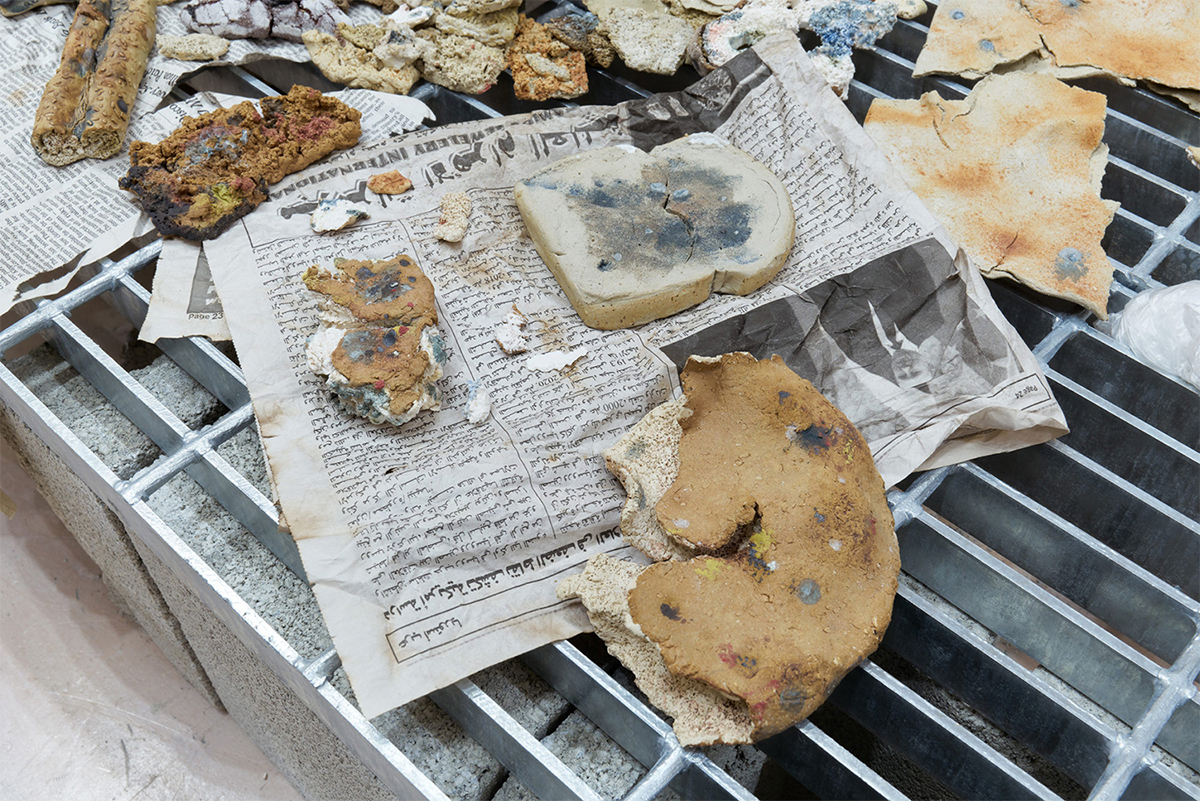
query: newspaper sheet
204 34 1067 718
0 2 361 314
139 89 433 343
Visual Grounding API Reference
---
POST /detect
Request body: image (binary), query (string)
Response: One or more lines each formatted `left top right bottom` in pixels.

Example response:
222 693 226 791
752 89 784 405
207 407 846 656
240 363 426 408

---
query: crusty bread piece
561 354 899 744
914 0 1200 111
865 73 1118 318
32 0 157 166
515 136 795 330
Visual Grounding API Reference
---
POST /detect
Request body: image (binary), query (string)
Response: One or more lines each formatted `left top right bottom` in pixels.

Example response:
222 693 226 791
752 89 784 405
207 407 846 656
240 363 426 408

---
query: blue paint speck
778 390 791 402
951 9 964 19
649 182 666 194
814 509 826 523
979 39 995 52
796 578 821 605
428 333 447 364
671 188 691 201
1054 247 1088 280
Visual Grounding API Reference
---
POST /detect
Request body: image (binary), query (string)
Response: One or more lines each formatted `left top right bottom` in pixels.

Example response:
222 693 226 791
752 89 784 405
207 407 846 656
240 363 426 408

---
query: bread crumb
434 191 472 242
367 170 413 194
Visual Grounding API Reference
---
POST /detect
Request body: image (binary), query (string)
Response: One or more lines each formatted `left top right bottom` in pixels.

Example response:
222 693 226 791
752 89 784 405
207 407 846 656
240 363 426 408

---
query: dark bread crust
32 0 157 166
118 86 362 240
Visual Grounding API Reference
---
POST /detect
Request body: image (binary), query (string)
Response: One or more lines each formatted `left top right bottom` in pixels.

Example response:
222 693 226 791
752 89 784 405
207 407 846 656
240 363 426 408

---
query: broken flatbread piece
914 0 1200 112
157 33 230 61
560 353 899 744
515 135 795 329
865 73 1117 318
304 254 448 426
32 0 156 166
119 86 361 240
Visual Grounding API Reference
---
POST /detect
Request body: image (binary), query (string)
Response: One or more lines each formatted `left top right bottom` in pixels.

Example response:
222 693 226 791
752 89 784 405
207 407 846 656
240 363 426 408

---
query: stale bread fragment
913 0 1200 112
865 73 1118 318
119 86 361 241
31 0 157 166
559 353 899 745
515 134 795 330
304 254 448 427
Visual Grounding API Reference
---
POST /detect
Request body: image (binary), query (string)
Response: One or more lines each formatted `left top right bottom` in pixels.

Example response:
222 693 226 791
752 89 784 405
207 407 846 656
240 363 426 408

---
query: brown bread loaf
32 0 157 166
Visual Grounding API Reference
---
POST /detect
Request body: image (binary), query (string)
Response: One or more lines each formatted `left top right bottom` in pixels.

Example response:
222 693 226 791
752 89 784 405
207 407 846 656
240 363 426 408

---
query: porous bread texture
913 0 1200 111
433 6 518 46
506 15 588 101
415 29 506 94
119 86 361 240
440 0 520 15
561 353 900 744
367 169 413 194
603 398 696 562
303 254 447 426
434 191 472 242
157 33 230 61
544 10 616 67
556 554 757 746
32 0 157 166
303 25 421 94
598 7 694 74
864 73 1117 318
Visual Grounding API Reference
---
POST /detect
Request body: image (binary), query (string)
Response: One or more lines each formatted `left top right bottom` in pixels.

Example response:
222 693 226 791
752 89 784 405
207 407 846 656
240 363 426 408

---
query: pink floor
1 438 304 801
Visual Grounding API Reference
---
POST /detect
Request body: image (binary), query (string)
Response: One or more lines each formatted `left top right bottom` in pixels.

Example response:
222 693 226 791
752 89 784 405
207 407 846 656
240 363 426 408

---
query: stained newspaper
204 35 1067 717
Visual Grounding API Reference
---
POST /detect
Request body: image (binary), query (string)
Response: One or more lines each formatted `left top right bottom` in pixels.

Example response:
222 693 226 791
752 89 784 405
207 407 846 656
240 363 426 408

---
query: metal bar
830 660 1060 800
430 680 603 801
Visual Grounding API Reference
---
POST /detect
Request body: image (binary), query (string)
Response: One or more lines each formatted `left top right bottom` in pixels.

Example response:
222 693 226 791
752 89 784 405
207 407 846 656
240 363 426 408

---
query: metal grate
2 2 1198 798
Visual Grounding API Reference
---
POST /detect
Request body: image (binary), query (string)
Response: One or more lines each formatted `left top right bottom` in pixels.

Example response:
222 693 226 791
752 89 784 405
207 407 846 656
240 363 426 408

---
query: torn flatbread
913 0 1200 112
865 73 1118 319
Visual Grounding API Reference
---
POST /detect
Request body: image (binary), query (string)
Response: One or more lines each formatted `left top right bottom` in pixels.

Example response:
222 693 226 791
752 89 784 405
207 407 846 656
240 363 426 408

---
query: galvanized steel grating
1 1 1198 798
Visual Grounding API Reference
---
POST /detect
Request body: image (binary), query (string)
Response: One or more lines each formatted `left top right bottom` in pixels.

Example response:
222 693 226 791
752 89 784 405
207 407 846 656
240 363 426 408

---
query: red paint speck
717 644 738 668
374 380 386 390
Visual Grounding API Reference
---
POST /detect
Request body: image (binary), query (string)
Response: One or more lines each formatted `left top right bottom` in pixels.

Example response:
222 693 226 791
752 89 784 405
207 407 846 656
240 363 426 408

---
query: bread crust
32 0 157 166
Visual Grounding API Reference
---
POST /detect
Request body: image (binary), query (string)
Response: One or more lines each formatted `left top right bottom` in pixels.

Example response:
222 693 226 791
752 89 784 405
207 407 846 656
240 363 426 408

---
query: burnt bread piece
31 0 157 166
119 86 361 240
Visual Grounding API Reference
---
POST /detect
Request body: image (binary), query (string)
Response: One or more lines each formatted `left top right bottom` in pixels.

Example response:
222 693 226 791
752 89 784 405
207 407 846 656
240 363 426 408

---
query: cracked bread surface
514 135 794 329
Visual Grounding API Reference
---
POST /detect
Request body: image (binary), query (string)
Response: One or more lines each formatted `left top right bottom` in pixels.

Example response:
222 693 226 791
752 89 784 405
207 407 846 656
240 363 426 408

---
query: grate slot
43 312 195 456
1102 160 1189 229
522 642 756 800
1048 330 1200 446
430 680 605 801
830 659 1060 799
1121 764 1200 801
1048 377 1200 518
1103 211 1159 270
898 515 1162 732
756 720 908 800
1152 243 1200 286
973 444 1200 600
923 465 1198 663
112 270 253 411
884 584 1116 787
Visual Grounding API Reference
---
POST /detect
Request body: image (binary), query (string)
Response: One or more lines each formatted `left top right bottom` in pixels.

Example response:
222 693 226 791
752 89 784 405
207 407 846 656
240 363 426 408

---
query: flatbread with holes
913 0 1200 112
865 73 1118 318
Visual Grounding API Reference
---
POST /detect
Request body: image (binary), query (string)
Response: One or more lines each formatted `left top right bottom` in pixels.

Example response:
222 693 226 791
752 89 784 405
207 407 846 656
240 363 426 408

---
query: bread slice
515 135 795 329
31 0 157 166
